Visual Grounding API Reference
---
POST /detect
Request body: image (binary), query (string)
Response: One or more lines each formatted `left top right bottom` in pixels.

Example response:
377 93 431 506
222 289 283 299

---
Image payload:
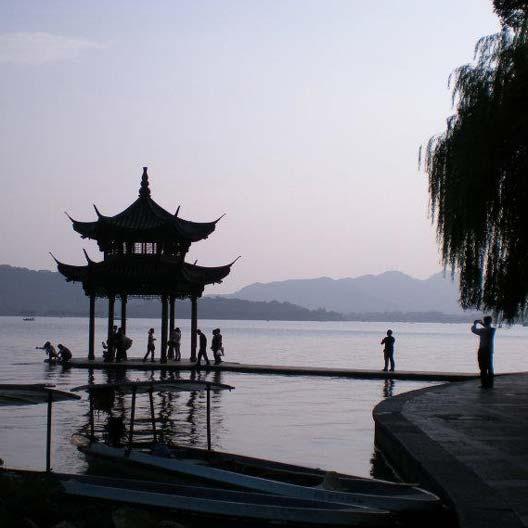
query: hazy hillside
229 271 463 314
0 265 343 321
0 264 472 321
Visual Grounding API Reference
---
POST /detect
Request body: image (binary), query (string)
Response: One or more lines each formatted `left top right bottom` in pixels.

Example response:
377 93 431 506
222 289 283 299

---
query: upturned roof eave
69 197 218 242
53 255 235 288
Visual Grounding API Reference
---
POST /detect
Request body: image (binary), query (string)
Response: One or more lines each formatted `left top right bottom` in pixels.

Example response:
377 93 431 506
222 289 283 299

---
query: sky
0 1 500 293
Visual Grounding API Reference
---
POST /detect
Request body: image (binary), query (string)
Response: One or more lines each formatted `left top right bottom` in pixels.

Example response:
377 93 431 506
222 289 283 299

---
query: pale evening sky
0 1 499 293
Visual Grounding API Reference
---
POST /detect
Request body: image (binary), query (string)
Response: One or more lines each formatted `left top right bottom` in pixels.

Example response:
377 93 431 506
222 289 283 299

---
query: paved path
374 373 528 528
68 358 477 382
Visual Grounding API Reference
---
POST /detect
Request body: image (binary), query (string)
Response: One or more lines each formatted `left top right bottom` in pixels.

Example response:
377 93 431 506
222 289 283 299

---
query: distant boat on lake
22 317 35 321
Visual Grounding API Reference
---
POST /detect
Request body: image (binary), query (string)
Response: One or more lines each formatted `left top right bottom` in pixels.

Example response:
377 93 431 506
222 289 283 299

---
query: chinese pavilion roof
54 254 238 298
69 168 221 243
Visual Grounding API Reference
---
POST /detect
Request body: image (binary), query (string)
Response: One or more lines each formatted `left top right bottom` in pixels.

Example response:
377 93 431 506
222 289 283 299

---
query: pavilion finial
139 166 151 198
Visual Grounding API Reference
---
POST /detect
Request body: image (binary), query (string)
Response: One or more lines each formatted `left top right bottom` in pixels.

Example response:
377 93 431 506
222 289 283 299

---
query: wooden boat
57 472 393 527
73 435 439 514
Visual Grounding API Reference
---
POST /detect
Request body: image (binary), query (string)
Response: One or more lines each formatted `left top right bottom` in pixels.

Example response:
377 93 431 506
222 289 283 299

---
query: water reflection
383 379 395 398
73 367 228 451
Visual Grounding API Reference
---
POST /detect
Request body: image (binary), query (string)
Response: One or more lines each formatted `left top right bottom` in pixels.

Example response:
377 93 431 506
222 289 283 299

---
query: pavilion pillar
88 293 96 360
169 295 175 359
190 296 197 362
107 294 115 359
120 294 127 335
161 294 168 363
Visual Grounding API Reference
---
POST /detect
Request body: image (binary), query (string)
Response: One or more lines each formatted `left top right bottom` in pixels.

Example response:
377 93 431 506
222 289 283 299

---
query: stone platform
374 373 528 528
68 358 477 382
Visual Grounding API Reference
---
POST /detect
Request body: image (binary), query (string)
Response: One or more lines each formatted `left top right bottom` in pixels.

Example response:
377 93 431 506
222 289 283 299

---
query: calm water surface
1 317 526 478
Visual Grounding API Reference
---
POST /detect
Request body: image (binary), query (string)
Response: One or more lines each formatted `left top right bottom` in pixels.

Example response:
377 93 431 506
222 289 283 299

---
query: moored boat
73 435 440 514
59 473 393 527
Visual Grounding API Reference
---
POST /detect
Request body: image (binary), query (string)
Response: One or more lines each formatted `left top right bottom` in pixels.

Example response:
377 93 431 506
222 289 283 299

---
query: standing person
106 325 118 362
168 327 181 361
115 327 127 362
471 316 496 388
57 344 72 363
167 328 175 360
211 328 223 365
174 327 181 361
381 329 395 372
143 328 156 362
195 329 210 367
36 341 58 362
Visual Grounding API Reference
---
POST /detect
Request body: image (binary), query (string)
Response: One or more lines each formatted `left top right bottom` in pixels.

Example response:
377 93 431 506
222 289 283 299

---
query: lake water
1 317 527 479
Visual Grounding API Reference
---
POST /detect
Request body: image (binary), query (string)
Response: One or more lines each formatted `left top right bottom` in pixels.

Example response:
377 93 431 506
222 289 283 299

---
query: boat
71 379 441 514
22 317 35 321
73 436 439 513
57 473 393 527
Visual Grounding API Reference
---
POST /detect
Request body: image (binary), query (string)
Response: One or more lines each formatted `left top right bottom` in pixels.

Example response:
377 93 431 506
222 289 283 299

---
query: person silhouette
168 327 181 361
36 341 58 362
471 316 496 388
57 344 72 363
195 329 210 367
174 327 181 361
211 328 223 365
106 325 118 362
143 328 156 362
381 329 395 372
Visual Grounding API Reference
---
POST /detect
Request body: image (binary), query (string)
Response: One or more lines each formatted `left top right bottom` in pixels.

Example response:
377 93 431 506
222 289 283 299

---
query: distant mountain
229 271 464 315
0 264 472 321
0 265 343 321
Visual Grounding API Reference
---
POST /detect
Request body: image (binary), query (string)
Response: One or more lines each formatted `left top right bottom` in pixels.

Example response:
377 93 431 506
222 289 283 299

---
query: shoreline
373 373 528 528
3 314 487 324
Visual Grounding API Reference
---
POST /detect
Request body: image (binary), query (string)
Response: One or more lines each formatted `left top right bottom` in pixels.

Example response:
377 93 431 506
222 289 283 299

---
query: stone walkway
374 373 528 528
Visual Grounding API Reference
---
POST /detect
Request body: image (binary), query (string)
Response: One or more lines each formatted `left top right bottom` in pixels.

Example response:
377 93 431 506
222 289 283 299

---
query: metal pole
88 294 95 360
46 390 53 472
127 386 137 455
206 384 211 451
149 388 157 443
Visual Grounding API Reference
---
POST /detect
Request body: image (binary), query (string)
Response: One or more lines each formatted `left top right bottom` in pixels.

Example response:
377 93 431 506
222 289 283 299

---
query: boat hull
73 436 440 514
61 475 392 527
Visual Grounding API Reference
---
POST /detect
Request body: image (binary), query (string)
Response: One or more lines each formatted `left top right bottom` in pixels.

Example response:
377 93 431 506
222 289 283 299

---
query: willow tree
423 1 528 322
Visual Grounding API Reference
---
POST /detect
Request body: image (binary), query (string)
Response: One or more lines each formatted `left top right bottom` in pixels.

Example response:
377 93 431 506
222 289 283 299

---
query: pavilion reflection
77 367 229 450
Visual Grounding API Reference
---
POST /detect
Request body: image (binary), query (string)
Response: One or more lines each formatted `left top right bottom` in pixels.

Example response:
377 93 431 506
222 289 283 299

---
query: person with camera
471 316 496 388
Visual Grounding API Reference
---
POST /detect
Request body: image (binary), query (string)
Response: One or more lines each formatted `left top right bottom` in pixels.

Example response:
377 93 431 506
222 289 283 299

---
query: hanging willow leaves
422 1 528 322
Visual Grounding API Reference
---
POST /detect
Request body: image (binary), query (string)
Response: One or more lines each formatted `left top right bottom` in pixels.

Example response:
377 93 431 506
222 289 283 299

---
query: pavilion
53 167 238 362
